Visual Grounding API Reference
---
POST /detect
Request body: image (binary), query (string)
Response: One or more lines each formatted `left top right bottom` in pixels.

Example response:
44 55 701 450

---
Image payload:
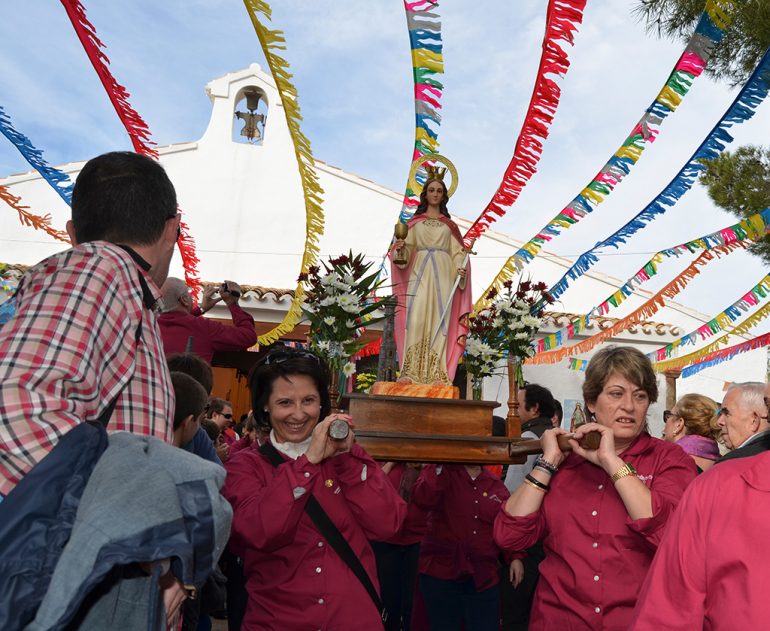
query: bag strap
258 443 387 622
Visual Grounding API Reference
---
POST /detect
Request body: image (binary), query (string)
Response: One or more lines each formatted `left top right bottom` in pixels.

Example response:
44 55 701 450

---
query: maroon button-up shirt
223 442 407 630
494 433 696 630
630 452 770 630
413 464 511 591
158 302 256 363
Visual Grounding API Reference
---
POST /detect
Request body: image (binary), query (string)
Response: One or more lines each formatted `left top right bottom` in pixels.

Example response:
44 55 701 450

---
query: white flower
515 331 530 340
337 294 360 314
493 317 503 328
316 340 330 352
323 316 336 326
343 274 355 285
346 320 357 328
320 272 338 286
320 296 336 307
342 362 356 377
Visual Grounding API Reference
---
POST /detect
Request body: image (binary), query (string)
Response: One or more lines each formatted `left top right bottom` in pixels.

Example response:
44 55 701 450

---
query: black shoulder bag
259 442 388 623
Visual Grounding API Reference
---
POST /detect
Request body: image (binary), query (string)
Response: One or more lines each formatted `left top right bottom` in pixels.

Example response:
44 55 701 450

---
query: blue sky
1 0 769 328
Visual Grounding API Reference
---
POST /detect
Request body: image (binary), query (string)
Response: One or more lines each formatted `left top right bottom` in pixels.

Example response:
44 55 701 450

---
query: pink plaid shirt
0 242 174 497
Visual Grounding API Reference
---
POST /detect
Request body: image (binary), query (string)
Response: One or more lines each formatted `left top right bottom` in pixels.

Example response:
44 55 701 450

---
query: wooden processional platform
344 382 536 465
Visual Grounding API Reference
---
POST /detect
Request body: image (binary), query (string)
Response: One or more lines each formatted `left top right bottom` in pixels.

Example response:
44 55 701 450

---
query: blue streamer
549 47 770 301
0 105 73 206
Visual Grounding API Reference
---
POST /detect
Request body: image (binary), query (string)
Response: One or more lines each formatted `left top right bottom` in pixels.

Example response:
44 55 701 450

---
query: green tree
699 145 770 263
634 0 770 86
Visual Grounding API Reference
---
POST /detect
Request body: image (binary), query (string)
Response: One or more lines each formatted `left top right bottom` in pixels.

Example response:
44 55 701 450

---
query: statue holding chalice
390 154 473 385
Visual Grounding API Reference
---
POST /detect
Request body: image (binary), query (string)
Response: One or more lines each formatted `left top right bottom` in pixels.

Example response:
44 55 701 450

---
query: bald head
161 277 192 314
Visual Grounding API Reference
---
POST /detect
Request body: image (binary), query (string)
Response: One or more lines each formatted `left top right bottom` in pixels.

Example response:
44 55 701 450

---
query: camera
219 281 241 299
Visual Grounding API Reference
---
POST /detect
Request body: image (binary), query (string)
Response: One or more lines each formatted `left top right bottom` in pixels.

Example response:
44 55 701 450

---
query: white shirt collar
270 429 313 460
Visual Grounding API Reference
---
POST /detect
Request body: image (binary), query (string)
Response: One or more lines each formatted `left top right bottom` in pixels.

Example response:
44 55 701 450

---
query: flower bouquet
299 252 392 406
469 278 553 412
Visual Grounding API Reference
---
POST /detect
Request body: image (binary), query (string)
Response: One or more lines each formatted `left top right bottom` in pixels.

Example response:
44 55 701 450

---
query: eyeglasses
220 413 233 420
263 349 320 365
663 410 677 423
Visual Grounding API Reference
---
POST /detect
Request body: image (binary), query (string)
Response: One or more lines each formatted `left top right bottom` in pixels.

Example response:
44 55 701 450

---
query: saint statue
390 161 472 385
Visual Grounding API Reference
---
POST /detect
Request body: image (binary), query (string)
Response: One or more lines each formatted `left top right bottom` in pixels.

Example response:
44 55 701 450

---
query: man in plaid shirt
0 151 181 498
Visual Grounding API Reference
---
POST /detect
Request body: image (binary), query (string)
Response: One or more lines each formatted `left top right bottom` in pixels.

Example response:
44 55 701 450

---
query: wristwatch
610 462 637 483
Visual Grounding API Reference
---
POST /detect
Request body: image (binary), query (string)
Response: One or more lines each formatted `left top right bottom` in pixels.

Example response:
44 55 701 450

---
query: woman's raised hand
305 414 354 464
540 428 569 468
570 422 621 471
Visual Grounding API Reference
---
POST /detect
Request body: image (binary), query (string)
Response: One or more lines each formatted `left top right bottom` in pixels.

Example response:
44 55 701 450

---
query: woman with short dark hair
494 345 697 629
222 349 406 630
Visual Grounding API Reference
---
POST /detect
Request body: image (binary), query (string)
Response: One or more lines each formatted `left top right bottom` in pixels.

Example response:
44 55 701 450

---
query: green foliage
699 145 770 264
633 0 770 86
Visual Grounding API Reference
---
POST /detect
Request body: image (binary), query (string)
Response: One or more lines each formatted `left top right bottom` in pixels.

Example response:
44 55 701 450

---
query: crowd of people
1 151 770 630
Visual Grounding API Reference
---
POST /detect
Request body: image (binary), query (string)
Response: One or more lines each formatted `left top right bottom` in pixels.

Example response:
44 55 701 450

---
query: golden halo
407 153 458 199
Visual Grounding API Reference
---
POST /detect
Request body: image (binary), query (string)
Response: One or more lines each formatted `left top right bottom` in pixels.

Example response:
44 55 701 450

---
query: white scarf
270 429 313 460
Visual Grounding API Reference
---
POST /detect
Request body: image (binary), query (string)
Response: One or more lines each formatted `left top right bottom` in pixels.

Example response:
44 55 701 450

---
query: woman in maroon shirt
494 346 697 630
223 350 406 630
413 463 521 631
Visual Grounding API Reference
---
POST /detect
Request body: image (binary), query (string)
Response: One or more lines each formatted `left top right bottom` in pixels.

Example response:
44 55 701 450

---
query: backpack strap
258 443 387 623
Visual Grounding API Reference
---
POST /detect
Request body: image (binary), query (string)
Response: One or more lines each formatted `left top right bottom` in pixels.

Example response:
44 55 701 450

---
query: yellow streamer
706 0 736 29
242 0 325 345
412 49 444 73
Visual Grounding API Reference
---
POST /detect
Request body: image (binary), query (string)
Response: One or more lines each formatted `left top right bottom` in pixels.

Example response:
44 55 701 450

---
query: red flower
519 280 531 291
297 272 309 282
503 280 513 289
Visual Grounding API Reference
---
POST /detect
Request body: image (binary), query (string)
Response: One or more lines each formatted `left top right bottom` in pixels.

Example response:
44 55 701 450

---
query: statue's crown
425 164 447 181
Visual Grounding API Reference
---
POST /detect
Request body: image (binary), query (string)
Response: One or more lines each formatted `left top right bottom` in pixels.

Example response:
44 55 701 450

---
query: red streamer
59 0 200 291
463 0 587 245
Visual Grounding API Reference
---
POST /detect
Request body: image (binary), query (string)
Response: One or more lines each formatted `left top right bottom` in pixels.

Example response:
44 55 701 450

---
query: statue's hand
393 239 406 251
457 267 467 278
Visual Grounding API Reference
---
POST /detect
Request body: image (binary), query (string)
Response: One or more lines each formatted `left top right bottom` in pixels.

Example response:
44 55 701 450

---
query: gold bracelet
523 478 548 493
610 462 637 483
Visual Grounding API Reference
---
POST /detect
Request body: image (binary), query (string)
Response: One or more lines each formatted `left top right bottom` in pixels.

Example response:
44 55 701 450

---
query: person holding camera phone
159 277 257 363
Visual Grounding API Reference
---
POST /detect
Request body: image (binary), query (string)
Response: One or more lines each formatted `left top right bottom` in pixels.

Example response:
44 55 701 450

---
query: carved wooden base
345 392 527 464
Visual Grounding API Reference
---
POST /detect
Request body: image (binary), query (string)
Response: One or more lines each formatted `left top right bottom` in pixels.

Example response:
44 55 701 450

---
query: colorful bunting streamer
681 331 770 377
477 0 737 309
653 300 770 373
59 0 200 289
398 0 445 223
529 241 748 364
243 0 325 345
650 275 770 361
549 46 770 302
463 0 587 245
568 357 588 372
0 106 74 205
534 208 770 354
0 185 70 243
